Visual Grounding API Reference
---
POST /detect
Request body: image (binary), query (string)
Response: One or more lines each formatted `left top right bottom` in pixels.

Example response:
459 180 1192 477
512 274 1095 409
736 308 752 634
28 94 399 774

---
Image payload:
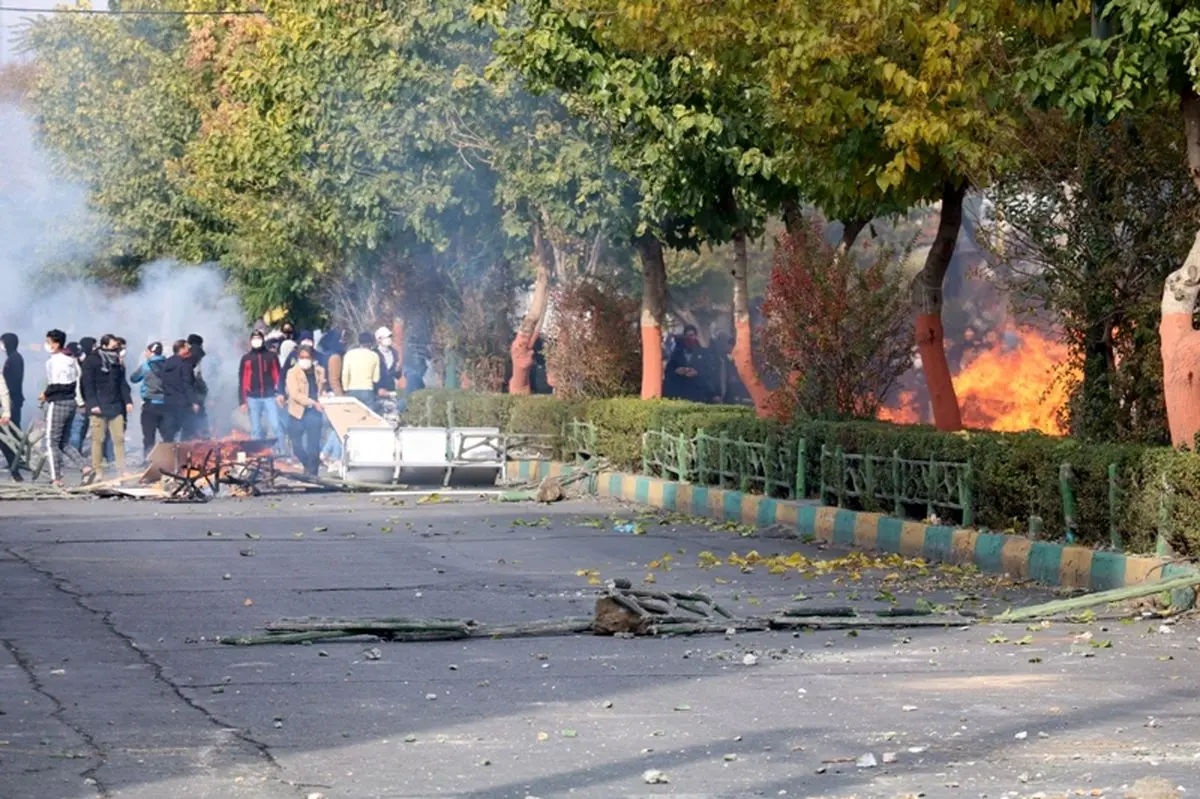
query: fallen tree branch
993 572 1200 622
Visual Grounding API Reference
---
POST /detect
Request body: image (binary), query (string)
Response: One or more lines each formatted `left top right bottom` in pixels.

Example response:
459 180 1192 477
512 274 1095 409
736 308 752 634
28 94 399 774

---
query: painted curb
508 461 1189 594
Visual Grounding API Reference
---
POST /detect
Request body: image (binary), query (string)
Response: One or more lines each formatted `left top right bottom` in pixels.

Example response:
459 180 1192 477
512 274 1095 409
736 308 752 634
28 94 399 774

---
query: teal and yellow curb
508 461 1184 593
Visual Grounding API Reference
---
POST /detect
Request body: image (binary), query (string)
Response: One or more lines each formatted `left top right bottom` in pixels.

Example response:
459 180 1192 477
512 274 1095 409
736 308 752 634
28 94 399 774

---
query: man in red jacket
238 331 285 452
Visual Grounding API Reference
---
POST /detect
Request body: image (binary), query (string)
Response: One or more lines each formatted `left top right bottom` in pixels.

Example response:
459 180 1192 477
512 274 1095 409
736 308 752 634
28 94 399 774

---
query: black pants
182 408 207 441
289 409 323 476
140 403 167 456
160 407 191 443
1 403 22 472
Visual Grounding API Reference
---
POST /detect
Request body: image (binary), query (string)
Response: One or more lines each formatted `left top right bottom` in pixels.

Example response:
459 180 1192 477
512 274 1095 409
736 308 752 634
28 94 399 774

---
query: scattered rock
723 753 738 762
1015 731 1028 740
1125 778 1181 799
881 752 897 764
425 693 438 701
901 705 918 712
403 734 417 743
856 753 877 768
602 700 614 709
742 653 760 666
363 648 382 661
536 477 565 503
642 769 670 785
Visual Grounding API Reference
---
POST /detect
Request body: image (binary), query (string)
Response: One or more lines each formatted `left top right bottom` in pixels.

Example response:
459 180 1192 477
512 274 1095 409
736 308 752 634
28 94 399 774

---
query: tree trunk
391 317 405 392
635 233 668 399
509 220 552 395
1161 89 1200 448
911 182 967 432
839 219 867 254
731 231 772 415
781 198 804 238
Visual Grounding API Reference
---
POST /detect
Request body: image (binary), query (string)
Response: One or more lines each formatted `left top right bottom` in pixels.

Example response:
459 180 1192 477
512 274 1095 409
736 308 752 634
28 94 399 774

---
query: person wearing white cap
374 326 400 396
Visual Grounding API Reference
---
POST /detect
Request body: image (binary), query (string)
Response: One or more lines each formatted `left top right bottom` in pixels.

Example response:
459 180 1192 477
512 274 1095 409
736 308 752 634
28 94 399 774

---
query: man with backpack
130 342 167 459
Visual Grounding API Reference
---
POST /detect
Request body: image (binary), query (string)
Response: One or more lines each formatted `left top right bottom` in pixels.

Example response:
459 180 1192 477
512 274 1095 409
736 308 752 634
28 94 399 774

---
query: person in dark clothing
663 325 718 402
238 331 285 452
185 333 210 439
130 342 168 458
1 332 25 479
81 333 133 479
68 337 96 455
160 340 199 442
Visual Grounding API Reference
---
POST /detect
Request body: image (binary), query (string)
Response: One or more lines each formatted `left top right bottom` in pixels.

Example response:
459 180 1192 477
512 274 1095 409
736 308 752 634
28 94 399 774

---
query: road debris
642 769 669 784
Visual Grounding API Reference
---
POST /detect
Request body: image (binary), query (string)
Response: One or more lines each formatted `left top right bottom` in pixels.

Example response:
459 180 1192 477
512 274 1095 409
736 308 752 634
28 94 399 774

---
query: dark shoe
10 471 23 483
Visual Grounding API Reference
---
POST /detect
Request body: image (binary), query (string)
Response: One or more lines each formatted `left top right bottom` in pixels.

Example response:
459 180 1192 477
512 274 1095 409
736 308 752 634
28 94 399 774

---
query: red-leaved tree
761 223 914 420
544 279 641 398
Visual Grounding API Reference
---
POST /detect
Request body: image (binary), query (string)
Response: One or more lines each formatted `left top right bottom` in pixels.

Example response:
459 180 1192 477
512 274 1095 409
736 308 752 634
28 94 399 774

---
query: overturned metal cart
325 397 553 487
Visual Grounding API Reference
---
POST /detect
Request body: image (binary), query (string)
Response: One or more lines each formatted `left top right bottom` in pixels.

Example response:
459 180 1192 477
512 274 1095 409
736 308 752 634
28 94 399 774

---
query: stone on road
0 493 1196 798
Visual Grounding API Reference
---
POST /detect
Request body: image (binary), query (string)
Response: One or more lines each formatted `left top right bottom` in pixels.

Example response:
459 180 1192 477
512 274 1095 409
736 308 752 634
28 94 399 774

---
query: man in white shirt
39 329 90 486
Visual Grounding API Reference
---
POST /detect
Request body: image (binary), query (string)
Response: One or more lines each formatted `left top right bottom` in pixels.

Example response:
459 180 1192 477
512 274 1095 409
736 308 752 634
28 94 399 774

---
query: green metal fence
640 428 805 500
567 420 598 465
641 430 695 483
819 445 974 526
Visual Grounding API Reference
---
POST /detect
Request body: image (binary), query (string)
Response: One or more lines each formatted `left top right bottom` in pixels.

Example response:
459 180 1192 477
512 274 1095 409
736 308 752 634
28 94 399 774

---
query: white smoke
0 103 248 436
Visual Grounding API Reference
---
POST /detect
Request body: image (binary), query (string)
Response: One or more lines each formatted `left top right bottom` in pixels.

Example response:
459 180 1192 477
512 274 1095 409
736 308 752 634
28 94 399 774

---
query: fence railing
567 420 598 465
639 428 806 501
819 445 974 526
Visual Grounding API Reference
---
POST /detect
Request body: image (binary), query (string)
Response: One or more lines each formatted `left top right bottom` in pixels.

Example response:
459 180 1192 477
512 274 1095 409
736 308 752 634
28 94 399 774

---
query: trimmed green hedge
405 389 1198 556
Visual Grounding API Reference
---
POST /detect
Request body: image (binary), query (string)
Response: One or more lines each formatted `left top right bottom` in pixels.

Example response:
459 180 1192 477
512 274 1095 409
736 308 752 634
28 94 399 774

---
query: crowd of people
0 323 420 487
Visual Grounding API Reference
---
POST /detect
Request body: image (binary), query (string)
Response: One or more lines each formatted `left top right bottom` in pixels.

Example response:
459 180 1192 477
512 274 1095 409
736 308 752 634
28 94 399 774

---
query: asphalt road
1 491 1197 799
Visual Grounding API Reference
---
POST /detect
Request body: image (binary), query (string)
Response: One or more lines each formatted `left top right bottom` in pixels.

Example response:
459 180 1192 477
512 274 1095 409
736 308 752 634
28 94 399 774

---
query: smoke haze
0 103 248 436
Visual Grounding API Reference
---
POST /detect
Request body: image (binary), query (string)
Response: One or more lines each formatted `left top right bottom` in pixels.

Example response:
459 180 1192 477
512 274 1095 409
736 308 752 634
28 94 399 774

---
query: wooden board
323 397 391 439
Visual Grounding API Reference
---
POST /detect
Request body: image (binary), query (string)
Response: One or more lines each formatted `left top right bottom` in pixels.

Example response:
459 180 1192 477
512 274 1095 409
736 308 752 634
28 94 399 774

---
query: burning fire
880 324 1075 436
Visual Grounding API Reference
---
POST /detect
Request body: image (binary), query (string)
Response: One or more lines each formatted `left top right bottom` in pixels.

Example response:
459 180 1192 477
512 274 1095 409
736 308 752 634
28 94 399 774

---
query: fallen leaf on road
242 598 253 607
536 731 549 741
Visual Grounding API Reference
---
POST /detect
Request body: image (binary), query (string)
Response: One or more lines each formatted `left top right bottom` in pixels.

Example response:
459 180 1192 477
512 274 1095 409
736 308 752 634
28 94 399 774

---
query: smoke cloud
0 103 248 436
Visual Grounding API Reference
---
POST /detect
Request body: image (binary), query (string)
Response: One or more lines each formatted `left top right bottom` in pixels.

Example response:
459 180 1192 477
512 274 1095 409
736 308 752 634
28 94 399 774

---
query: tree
1019 0 1200 446
483 0 790 408
761 221 914 419
556 0 1078 429
24 6 225 280
984 108 1194 443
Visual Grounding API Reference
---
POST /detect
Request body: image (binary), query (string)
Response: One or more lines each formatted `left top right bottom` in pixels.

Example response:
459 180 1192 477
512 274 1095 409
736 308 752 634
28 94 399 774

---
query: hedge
404 389 1199 556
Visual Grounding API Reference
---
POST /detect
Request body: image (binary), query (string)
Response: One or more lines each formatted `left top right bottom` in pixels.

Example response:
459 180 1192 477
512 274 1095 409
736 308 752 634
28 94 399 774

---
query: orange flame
880 324 1075 436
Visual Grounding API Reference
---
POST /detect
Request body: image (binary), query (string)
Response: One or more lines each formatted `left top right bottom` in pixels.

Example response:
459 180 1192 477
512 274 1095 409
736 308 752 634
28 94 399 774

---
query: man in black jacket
161 339 200 442
81 334 133 480
1 332 23 480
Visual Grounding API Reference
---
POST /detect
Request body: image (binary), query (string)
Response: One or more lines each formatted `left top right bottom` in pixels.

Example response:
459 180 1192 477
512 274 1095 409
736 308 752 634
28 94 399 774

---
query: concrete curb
509 461 1190 593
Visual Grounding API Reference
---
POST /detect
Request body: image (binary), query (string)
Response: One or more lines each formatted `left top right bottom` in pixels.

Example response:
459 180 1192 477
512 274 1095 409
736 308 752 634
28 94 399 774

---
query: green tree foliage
24 7 224 279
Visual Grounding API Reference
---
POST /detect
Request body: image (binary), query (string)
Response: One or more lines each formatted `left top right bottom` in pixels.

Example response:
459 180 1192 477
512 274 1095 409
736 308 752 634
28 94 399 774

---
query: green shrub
406 390 1199 555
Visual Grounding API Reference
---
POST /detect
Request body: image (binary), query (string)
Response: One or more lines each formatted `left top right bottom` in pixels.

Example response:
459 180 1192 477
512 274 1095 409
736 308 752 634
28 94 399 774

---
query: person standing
342 332 381 410
318 330 345 397
81 334 133 480
238 331 285 451
374 326 400 397
284 345 328 476
277 322 297 366
160 340 199 442
1 332 24 480
129 342 167 458
69 337 95 456
186 333 210 439
40 329 90 487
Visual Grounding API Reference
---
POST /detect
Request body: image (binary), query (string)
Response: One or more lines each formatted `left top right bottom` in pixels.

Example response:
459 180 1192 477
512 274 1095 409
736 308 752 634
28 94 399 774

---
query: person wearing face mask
277 322 297 366
40 330 91 486
277 329 317 407
80 333 133 481
69 337 96 456
239 331 285 452
374 326 400 398
284 345 328 476
160 340 200 442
